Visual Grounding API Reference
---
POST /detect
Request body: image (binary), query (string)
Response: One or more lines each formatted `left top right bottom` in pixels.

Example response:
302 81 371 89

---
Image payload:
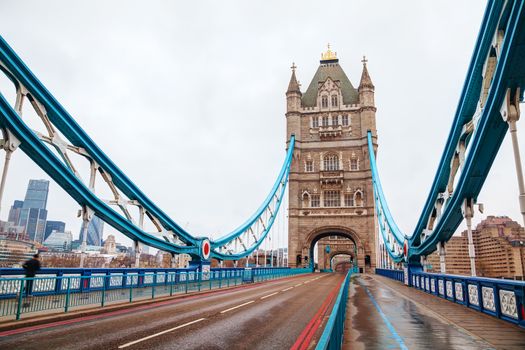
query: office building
79 215 104 247
44 221 66 241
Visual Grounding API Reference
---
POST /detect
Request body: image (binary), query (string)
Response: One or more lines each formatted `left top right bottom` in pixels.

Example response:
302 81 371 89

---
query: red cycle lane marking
0 274 315 337
290 275 344 350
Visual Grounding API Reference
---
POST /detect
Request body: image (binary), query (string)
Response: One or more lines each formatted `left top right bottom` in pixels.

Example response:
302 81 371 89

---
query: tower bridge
0 1 525 349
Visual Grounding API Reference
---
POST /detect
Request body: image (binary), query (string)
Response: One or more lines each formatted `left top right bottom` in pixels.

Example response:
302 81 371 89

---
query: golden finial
321 43 337 61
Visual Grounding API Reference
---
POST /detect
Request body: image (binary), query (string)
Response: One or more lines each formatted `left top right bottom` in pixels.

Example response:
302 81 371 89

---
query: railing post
185 272 189 294
15 279 24 320
129 278 133 303
101 275 106 307
151 274 156 299
64 277 71 313
169 273 174 296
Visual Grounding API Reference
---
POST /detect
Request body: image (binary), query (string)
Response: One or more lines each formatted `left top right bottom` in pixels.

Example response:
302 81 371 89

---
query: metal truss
0 36 294 261
369 0 525 263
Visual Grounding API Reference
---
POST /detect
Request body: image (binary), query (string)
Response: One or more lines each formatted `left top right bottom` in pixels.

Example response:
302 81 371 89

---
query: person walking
22 253 41 298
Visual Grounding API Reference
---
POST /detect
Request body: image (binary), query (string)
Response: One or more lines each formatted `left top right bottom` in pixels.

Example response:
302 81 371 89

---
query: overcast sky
0 1 523 250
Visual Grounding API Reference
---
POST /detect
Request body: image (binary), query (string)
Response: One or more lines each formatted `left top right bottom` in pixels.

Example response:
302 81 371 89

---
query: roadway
0 273 344 350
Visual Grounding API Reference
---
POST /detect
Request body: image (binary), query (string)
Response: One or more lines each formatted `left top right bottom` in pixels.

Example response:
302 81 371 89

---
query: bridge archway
331 254 354 272
301 226 365 271
329 252 354 270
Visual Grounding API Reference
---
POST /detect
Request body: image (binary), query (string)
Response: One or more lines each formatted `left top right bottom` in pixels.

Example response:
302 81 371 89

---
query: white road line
294 283 303 287
304 281 311 284
220 300 255 314
118 318 206 348
282 286 294 292
260 292 279 300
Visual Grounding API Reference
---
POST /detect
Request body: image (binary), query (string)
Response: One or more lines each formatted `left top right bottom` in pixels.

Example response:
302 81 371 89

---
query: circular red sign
403 239 408 259
201 239 211 260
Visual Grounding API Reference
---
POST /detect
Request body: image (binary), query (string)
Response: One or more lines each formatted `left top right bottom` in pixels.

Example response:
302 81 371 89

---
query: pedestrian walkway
344 274 525 349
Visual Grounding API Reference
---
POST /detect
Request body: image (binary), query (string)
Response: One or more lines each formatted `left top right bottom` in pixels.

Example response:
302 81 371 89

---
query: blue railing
375 268 404 283
0 267 309 320
376 268 525 328
316 267 357 350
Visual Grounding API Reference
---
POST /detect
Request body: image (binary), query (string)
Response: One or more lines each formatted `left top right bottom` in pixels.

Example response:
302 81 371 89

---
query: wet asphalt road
0 273 343 350
346 274 499 349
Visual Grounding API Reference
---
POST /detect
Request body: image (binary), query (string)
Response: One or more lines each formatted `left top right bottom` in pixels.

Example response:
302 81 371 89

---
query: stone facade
426 216 525 279
286 48 378 272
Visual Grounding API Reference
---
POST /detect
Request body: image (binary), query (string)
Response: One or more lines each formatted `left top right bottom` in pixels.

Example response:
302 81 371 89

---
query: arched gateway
286 46 378 273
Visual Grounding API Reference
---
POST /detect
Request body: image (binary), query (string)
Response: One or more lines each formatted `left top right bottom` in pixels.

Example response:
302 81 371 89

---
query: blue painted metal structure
316 268 356 350
0 35 295 261
369 0 525 263
377 268 525 328
0 267 309 320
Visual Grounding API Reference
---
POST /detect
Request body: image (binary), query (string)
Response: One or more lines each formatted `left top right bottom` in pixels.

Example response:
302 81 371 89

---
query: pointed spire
287 62 301 94
359 56 374 90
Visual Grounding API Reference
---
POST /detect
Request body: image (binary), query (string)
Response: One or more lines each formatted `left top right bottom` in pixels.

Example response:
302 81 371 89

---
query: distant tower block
286 46 377 272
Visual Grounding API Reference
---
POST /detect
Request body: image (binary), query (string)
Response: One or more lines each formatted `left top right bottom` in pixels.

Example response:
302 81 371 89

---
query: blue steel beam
0 35 294 260
370 0 525 261
412 0 525 257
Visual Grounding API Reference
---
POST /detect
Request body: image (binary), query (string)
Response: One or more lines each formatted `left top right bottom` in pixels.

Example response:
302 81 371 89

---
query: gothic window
354 190 364 207
332 115 339 126
323 154 339 171
342 115 349 126
312 117 319 128
331 95 338 107
310 194 320 207
350 158 359 171
324 190 341 207
301 192 310 207
321 95 328 108
322 116 329 127
344 194 355 207
305 160 314 172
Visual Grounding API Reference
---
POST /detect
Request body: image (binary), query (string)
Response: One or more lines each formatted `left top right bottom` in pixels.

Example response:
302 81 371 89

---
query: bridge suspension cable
0 35 294 262
369 0 525 265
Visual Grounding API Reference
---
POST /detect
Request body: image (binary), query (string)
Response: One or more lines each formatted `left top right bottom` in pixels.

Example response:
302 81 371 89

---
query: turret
286 63 302 112
286 63 302 141
358 56 377 137
358 56 375 107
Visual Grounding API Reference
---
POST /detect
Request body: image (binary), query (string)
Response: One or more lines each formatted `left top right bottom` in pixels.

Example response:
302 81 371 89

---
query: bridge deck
345 274 525 349
0 273 340 349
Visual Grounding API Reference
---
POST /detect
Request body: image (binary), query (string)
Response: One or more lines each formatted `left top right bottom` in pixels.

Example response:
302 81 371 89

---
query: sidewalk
344 274 525 349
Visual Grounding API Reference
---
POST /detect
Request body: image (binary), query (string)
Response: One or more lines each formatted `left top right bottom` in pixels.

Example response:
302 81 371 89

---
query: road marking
118 318 206 348
364 286 408 350
295 283 303 287
282 286 294 292
220 300 255 314
261 292 279 300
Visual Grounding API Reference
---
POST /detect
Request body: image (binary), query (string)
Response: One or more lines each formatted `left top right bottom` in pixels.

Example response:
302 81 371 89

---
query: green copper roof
301 61 359 107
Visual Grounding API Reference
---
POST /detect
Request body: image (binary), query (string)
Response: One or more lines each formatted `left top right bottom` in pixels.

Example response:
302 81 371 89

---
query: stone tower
286 46 378 272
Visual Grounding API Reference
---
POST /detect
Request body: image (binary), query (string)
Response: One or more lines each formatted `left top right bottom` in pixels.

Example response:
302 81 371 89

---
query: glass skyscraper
7 200 24 224
79 215 104 247
44 220 66 241
17 179 50 243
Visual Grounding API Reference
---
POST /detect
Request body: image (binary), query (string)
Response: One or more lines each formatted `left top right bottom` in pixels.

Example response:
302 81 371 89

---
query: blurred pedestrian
22 253 41 298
